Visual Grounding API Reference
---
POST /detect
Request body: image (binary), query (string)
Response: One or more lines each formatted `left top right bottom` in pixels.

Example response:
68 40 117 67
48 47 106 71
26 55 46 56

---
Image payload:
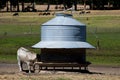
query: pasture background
0 10 120 66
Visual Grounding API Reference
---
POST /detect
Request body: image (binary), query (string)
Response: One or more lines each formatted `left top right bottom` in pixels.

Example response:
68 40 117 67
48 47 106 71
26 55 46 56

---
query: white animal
17 47 37 73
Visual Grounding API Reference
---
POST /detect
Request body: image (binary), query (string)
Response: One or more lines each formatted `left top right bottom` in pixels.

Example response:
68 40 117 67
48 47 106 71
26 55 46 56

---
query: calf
17 47 40 73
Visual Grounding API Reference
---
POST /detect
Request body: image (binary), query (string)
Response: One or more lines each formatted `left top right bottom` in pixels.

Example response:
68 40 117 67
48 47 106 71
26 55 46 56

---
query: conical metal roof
42 13 85 26
32 41 95 48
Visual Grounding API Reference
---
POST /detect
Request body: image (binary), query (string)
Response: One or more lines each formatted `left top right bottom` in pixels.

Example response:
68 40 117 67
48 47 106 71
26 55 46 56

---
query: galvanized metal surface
32 13 95 49
42 13 85 26
32 41 95 48
41 26 86 41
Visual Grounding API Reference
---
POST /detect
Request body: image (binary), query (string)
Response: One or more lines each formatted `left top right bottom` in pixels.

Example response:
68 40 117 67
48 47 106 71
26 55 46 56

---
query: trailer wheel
34 64 41 73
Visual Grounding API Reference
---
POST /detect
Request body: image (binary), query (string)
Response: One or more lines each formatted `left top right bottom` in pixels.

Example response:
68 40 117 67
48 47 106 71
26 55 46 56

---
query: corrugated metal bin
32 13 94 63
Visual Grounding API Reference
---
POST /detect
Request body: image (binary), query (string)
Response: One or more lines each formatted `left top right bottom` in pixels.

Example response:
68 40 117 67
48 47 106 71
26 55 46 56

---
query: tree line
0 0 120 12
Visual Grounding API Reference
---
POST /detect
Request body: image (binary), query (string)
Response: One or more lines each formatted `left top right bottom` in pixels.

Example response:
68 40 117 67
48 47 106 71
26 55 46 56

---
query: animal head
36 54 41 62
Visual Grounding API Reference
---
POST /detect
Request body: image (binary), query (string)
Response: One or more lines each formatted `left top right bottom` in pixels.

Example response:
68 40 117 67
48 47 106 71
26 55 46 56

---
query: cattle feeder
32 13 95 71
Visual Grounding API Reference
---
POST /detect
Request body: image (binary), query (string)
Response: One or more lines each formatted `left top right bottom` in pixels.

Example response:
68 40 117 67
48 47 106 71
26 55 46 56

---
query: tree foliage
0 0 120 12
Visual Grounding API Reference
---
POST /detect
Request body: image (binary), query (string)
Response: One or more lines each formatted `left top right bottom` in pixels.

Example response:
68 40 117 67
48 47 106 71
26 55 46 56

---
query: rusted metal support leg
84 66 88 70
45 67 47 70
72 67 73 70
79 66 81 70
53 67 55 70
63 67 64 69
39 66 41 72
79 66 81 71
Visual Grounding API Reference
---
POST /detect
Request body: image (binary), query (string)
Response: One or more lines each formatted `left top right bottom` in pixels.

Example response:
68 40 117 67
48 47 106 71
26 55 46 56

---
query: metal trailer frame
33 61 91 73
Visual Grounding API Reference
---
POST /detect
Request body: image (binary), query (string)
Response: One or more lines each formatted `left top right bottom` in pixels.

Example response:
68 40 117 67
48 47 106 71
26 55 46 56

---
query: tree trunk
46 0 50 11
32 0 35 11
6 1 9 12
90 0 94 10
10 1 12 11
74 0 77 11
17 0 20 12
63 0 67 10
21 1 24 12
84 0 86 11
33 0 35 9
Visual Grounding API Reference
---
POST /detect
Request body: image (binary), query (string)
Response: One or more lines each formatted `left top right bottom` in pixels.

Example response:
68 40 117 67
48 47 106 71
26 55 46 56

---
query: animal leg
27 62 31 73
18 61 23 72
20 62 23 71
17 56 22 72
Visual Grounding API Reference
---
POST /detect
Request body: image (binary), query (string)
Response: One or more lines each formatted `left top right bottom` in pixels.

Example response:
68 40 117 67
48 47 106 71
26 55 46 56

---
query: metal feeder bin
32 13 95 63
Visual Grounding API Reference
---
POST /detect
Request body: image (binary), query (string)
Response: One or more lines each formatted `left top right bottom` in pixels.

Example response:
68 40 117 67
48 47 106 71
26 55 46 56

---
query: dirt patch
0 63 120 80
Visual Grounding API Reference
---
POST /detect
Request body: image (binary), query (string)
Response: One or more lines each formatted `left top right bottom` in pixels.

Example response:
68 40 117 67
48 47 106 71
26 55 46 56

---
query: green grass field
0 11 120 66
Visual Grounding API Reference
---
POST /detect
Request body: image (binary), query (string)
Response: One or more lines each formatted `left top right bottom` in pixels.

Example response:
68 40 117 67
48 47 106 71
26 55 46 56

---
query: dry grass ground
0 63 120 80
0 72 120 80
